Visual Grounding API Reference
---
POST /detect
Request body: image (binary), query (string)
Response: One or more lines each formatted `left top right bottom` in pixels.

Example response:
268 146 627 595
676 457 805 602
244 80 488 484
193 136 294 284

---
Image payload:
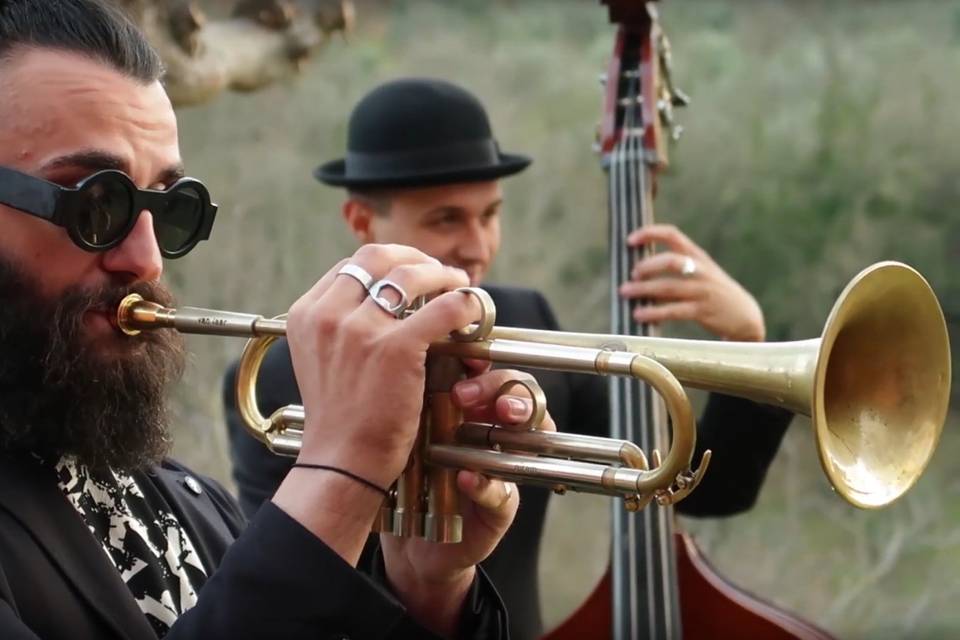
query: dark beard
0 258 186 473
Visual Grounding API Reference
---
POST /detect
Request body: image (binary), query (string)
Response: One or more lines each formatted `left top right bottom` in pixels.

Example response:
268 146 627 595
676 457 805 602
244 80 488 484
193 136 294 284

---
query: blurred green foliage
167 1 958 637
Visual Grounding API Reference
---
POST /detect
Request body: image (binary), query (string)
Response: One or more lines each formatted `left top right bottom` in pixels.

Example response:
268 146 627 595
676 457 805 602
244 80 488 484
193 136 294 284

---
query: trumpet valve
372 487 397 534
424 512 462 544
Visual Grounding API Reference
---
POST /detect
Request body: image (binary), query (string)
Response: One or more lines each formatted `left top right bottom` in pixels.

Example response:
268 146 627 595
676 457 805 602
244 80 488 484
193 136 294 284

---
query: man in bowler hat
223 78 794 639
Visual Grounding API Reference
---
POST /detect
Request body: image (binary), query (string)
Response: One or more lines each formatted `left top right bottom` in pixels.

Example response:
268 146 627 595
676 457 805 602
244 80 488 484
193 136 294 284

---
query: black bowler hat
314 78 531 189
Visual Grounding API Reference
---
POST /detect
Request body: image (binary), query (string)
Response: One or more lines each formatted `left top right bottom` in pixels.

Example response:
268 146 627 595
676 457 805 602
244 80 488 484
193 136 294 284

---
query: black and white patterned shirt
56 457 208 637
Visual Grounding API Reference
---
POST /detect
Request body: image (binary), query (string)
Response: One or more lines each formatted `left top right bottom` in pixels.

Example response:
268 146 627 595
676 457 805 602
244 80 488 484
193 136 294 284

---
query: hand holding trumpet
273 244 542 637
381 367 556 632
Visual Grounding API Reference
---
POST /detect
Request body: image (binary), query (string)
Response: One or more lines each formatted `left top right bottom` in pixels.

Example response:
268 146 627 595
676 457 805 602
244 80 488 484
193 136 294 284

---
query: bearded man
0 2 535 638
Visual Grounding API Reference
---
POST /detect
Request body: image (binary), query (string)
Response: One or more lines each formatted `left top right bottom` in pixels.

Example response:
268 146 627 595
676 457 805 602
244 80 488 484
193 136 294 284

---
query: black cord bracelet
291 462 390 498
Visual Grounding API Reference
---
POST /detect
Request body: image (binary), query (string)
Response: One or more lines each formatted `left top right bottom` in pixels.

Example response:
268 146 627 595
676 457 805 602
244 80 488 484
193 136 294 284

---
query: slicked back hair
0 0 162 83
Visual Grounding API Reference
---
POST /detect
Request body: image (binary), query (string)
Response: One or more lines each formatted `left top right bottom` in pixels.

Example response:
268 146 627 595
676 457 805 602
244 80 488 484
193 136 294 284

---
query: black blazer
0 454 507 639
224 285 794 640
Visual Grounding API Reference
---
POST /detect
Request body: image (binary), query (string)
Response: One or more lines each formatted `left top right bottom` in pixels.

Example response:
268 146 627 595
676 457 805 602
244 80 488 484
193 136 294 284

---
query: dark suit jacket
223 285 793 640
0 454 507 639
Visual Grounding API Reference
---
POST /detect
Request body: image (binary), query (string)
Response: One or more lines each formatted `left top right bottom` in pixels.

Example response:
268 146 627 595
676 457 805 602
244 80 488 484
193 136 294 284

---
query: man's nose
99 210 163 283
458 220 491 262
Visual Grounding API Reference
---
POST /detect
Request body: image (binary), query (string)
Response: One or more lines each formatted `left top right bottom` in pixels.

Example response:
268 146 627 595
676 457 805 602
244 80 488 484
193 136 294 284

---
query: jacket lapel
0 456 156 640
147 464 237 577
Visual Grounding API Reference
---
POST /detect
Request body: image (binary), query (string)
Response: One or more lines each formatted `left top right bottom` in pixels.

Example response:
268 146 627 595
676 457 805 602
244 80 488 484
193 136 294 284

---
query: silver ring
368 279 410 318
680 256 698 278
337 264 375 291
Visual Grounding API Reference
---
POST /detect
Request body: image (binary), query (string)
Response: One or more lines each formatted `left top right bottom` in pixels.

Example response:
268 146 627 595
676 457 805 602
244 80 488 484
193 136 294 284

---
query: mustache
60 279 175 320
43 279 179 385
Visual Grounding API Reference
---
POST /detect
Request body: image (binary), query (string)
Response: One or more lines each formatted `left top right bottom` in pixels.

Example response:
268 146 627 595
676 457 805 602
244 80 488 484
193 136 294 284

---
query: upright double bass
547 3 834 638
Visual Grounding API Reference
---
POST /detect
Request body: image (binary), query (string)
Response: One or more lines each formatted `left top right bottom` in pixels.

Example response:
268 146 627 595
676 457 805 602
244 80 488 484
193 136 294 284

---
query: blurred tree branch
116 0 354 107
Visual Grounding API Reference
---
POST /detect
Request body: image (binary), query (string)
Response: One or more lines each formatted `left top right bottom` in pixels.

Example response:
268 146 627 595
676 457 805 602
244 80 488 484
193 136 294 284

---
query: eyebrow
39 150 186 187
423 205 466 217
484 199 504 214
422 199 503 218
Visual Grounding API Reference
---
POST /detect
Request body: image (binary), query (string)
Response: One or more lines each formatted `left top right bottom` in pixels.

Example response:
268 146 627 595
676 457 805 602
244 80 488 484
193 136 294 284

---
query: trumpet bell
482 261 951 509
816 261 951 508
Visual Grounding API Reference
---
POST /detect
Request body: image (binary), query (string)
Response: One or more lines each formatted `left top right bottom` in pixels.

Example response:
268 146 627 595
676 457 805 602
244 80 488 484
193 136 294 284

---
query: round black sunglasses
0 165 217 259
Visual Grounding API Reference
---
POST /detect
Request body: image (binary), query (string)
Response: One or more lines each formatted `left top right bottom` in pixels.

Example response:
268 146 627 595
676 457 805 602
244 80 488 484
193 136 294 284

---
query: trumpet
116 261 951 542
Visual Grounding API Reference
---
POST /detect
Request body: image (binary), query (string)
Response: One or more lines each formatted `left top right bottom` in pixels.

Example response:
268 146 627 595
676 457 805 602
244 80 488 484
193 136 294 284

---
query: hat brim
313 152 532 189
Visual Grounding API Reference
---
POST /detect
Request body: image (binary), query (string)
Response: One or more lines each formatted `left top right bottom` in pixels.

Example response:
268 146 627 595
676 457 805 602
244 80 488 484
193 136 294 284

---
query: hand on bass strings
621 224 766 342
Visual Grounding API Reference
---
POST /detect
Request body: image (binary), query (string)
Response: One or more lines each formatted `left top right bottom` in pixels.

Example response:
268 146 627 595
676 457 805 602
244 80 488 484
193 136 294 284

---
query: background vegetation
165 1 959 637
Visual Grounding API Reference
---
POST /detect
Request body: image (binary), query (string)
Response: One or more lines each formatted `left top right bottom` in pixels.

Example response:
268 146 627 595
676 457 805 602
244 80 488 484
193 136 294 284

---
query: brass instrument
116 261 950 541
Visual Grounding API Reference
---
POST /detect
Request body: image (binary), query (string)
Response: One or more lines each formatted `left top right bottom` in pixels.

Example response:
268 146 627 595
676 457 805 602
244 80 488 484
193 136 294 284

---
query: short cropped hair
0 0 162 83
346 188 394 216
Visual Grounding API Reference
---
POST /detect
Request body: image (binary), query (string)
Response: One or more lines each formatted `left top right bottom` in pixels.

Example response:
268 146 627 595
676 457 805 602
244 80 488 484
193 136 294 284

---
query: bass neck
608 148 682 638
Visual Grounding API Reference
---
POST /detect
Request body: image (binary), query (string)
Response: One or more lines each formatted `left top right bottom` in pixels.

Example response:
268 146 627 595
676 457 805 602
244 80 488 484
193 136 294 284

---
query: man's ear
342 198 376 243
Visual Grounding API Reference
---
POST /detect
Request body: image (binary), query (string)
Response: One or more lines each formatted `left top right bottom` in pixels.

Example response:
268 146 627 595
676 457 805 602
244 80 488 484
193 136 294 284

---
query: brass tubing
427 446 657 497
455 423 649 470
116 294 702 508
233 334 700 502
235 332 284 448
480 332 820 415
117 294 286 338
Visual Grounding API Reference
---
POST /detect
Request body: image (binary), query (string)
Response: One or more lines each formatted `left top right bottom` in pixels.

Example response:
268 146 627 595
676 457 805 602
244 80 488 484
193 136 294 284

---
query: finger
454 371 555 431
457 471 517 514
313 243 440 312
631 252 694 281
619 277 700 302
633 301 699 324
493 395 557 432
398 288 486 345
626 224 706 259
451 369 536 410
460 394 537 427
462 358 492 375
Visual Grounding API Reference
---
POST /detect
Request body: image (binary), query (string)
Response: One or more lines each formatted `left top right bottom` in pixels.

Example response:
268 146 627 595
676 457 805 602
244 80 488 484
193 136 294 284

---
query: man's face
0 48 186 471
361 181 503 286
0 47 181 350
